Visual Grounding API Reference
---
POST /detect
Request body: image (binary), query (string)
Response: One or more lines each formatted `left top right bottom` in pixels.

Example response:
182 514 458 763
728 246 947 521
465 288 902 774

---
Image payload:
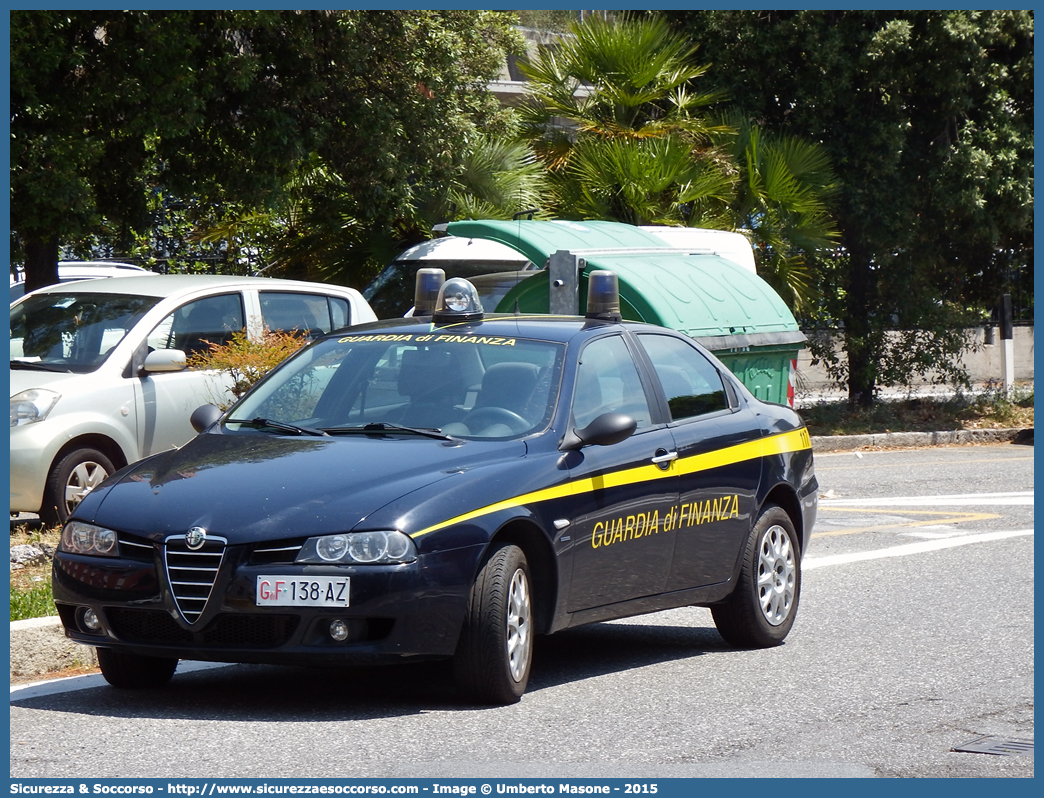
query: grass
7 388 1033 621
10 582 56 621
9 523 61 622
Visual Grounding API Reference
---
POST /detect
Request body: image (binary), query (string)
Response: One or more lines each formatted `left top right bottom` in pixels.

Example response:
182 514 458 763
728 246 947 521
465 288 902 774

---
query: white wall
795 326 1034 392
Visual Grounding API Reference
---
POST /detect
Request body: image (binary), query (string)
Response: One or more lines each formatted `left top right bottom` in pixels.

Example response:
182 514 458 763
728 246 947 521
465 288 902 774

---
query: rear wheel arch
761 484 804 553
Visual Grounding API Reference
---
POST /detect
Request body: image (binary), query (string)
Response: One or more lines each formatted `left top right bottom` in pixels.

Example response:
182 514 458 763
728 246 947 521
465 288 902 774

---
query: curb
10 426 1033 683
811 426 1032 452
9 616 97 682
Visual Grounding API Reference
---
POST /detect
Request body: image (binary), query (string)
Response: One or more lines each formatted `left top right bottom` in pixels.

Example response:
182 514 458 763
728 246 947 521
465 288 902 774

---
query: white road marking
804 528 1033 570
819 491 1033 507
10 660 231 702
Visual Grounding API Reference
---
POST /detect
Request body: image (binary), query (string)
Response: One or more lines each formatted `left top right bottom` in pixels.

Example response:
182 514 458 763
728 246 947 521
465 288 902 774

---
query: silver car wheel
506 567 532 682
757 523 796 626
64 459 110 511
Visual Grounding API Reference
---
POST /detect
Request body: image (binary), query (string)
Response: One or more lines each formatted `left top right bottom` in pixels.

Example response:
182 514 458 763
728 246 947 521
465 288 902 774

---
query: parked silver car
10 274 377 524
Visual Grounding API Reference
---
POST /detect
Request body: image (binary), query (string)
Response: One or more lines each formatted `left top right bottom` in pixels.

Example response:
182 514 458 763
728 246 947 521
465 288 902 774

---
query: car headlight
59 521 120 557
296 531 417 565
10 388 61 427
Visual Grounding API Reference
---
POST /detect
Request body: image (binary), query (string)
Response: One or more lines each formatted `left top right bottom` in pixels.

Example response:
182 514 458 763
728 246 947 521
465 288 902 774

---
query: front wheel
453 543 534 704
97 648 178 689
711 504 801 648
42 447 116 526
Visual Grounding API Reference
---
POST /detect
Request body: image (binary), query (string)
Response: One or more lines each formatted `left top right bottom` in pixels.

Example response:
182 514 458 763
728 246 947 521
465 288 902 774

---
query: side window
260 292 348 336
638 334 728 420
329 297 349 330
572 335 652 430
147 294 245 357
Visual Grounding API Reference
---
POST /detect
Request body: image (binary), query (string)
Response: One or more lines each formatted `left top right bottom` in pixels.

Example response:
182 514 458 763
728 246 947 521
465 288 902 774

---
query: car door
133 292 245 455
564 333 680 611
635 332 762 591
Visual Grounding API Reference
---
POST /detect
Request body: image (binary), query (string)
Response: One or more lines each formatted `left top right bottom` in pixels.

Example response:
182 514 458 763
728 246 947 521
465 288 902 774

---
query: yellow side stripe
411 427 811 538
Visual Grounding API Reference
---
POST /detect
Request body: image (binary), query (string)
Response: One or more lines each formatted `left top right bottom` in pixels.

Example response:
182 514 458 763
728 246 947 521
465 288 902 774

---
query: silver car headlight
296 531 417 565
10 388 61 427
59 521 120 558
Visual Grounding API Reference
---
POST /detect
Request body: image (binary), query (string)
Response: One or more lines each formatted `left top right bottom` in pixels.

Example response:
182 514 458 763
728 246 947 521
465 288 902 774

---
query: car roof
335 311 665 346
393 236 532 263
16 273 364 301
55 261 153 277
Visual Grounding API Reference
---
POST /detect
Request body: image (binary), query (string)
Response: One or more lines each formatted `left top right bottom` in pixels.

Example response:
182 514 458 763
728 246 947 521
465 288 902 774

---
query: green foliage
441 136 551 223
666 10 1034 404
10 583 55 622
722 114 839 311
515 13 839 309
187 328 310 408
11 10 524 290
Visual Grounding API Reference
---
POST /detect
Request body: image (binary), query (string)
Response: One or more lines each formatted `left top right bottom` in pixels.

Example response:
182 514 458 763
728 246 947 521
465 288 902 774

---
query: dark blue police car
53 272 817 704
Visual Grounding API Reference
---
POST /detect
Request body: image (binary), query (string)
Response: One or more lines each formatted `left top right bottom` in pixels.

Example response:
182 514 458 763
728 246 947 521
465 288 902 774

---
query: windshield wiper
226 417 329 437
326 422 459 442
10 360 72 372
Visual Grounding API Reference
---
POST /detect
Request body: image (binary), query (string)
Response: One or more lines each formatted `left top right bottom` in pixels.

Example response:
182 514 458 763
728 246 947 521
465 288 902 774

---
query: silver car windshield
231 332 566 440
10 292 160 373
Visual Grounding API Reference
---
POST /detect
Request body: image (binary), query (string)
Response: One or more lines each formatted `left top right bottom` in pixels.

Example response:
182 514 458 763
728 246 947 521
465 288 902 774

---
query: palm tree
429 134 551 223
515 13 736 224
515 13 839 310
724 114 839 311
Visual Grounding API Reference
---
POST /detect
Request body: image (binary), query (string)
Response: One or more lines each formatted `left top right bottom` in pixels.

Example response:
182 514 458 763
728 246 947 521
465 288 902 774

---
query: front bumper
52 540 486 666
9 423 61 513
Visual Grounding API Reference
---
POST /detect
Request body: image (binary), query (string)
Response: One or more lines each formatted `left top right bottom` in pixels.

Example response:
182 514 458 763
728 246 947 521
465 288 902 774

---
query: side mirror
559 412 637 452
142 348 187 374
190 404 223 433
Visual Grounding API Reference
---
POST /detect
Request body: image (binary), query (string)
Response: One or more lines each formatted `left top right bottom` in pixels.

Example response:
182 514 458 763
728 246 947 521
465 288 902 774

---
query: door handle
651 449 678 465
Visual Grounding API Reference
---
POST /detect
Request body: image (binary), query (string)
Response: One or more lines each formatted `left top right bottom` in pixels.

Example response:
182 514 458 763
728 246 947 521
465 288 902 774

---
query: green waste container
445 220 805 406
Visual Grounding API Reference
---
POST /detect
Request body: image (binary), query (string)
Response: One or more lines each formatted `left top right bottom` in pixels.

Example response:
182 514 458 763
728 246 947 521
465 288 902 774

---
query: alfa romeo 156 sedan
53 273 817 704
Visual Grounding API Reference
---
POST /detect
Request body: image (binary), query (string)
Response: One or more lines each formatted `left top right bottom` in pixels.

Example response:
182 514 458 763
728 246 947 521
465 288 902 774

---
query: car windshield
363 260 536 319
10 292 160 373
230 331 566 440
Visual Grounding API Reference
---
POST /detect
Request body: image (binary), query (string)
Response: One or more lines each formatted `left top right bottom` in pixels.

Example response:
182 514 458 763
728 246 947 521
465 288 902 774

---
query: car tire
453 543 534 705
711 504 801 648
42 448 116 526
96 648 178 689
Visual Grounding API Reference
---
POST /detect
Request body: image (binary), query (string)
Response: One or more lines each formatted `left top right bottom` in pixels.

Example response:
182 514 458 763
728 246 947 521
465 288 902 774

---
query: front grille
108 608 193 644
201 614 300 647
117 533 156 563
164 534 227 624
107 608 298 648
249 538 306 566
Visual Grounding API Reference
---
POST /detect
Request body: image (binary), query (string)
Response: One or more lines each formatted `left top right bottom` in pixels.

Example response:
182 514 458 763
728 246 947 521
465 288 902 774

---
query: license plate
256 576 350 607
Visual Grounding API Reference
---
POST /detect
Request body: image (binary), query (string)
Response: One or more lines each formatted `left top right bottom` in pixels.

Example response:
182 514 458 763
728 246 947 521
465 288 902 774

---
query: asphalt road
10 443 1034 779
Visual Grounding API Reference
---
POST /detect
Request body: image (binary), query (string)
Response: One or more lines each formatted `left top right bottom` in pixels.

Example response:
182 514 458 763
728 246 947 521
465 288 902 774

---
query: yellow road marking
812 508 1001 538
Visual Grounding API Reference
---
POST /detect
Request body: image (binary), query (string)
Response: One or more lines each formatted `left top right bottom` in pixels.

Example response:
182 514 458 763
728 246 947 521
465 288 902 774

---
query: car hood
81 430 529 542
9 366 92 395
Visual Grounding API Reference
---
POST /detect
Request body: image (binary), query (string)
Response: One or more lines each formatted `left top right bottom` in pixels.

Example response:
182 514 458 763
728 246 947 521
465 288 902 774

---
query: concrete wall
795 326 1034 393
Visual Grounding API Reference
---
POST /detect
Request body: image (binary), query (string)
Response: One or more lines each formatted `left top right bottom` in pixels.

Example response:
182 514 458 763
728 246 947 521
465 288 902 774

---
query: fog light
329 619 350 642
82 608 101 632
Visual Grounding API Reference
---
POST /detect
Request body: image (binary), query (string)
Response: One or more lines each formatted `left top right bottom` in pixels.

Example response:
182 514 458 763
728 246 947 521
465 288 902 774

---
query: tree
10 10 523 290
516 13 735 226
666 10 1034 404
722 113 838 312
515 13 838 309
